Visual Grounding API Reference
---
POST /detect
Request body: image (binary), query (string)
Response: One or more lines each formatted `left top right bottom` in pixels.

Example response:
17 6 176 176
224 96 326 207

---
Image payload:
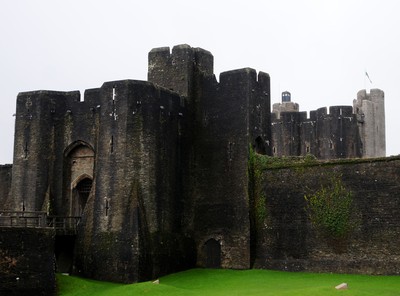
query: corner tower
354 89 385 158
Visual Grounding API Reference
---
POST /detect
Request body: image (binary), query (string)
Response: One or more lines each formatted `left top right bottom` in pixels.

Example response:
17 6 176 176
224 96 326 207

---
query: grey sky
1 0 398 164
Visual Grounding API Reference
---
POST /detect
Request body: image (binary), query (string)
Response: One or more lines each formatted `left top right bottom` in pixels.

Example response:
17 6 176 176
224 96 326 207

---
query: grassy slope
57 269 400 296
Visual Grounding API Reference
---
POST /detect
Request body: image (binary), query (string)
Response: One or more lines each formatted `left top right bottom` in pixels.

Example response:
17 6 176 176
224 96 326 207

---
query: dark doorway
73 178 92 216
254 136 266 154
55 235 76 273
204 239 221 268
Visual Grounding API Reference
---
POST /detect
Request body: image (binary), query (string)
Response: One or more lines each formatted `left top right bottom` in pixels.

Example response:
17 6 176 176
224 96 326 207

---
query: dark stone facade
0 227 55 296
0 44 395 290
271 90 385 159
255 157 400 274
272 106 363 159
0 165 12 206
2 44 270 283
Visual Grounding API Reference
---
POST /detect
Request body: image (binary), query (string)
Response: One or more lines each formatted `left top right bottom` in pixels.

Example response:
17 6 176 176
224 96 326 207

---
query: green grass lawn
57 268 400 296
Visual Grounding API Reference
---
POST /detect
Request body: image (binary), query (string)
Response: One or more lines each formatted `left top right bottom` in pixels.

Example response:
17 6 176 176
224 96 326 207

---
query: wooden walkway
0 211 81 235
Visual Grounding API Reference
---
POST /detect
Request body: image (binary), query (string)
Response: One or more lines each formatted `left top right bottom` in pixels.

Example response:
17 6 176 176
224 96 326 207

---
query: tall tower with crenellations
353 89 385 158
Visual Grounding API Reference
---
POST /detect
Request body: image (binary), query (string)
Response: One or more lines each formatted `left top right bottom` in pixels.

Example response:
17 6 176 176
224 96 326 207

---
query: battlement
329 105 353 117
273 105 355 122
14 79 184 120
357 88 384 103
271 88 384 159
148 44 214 97
219 68 270 86
17 90 80 106
149 44 214 76
2 45 387 286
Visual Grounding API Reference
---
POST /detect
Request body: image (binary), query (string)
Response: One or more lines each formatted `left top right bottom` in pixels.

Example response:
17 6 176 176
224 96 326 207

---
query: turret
272 91 299 119
148 44 214 99
282 91 291 102
353 89 385 158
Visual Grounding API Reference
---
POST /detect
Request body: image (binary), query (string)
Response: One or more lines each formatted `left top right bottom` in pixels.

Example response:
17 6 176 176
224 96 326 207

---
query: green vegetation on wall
248 152 318 228
248 146 267 229
304 175 355 239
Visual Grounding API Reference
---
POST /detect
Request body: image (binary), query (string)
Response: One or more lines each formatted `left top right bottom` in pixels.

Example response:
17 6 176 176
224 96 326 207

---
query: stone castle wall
271 106 362 159
271 89 385 159
0 165 12 206
2 44 271 283
74 80 189 282
0 44 393 289
6 90 100 213
148 45 271 270
255 156 400 274
0 227 55 296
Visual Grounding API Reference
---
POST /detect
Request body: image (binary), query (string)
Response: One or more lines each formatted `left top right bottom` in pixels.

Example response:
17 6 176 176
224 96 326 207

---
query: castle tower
7 91 79 211
271 90 365 159
353 89 386 158
272 91 299 119
315 106 362 159
271 91 302 156
147 45 271 270
148 44 214 98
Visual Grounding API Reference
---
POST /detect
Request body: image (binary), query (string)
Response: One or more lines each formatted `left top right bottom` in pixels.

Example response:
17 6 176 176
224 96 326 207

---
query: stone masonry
0 44 392 289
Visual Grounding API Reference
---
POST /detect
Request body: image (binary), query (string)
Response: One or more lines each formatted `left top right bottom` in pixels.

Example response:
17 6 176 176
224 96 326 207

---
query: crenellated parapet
1 43 387 288
148 44 214 98
271 93 368 159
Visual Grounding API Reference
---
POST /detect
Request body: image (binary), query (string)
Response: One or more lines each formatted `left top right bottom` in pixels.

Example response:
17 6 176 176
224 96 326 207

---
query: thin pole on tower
364 70 372 91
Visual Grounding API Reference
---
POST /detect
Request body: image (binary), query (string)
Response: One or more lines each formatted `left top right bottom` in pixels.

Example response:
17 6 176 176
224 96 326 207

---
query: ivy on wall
248 146 267 229
304 175 354 239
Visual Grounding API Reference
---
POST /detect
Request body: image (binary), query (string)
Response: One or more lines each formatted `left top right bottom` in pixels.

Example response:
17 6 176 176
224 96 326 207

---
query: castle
271 90 385 159
1 45 396 291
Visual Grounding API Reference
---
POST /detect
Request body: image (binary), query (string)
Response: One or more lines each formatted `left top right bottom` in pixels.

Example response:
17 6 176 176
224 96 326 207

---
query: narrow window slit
110 136 114 153
105 199 109 216
24 142 28 159
228 142 234 161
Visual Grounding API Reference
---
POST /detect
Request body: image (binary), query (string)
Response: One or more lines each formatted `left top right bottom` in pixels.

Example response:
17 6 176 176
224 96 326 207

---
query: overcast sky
1 0 399 164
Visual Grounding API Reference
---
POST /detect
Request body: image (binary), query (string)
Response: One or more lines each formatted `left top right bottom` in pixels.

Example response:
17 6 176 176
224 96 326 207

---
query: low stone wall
254 156 400 275
0 227 56 296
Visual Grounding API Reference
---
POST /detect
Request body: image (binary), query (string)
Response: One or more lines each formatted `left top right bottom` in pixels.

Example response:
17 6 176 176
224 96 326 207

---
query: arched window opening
63 141 95 217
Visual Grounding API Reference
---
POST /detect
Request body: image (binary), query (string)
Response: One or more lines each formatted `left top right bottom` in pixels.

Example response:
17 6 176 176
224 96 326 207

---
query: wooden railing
0 211 81 234
46 216 81 234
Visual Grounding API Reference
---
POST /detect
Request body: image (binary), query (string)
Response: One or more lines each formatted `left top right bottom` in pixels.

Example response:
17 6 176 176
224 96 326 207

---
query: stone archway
64 141 94 217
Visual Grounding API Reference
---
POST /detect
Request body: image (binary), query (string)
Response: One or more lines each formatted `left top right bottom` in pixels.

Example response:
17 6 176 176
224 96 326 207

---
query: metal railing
0 211 81 234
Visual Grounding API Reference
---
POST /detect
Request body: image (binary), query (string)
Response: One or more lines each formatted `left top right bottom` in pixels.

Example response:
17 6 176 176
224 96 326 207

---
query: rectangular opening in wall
112 85 116 102
24 142 28 159
110 136 114 153
228 142 234 161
